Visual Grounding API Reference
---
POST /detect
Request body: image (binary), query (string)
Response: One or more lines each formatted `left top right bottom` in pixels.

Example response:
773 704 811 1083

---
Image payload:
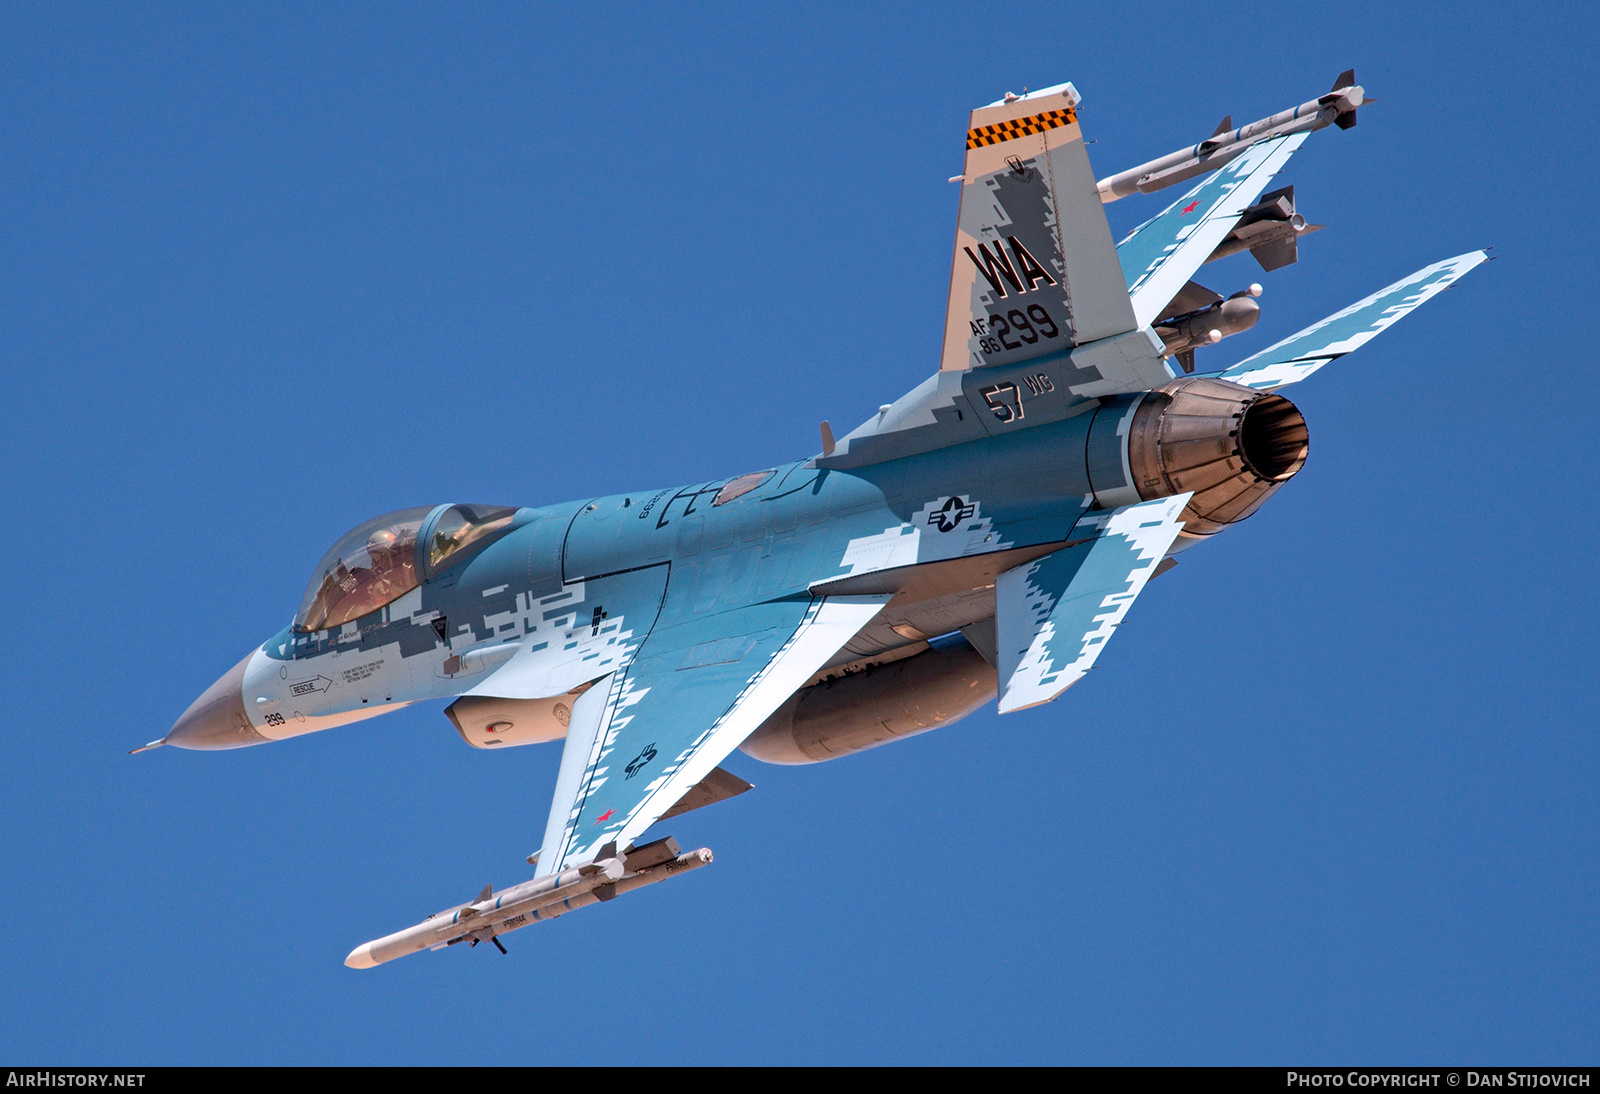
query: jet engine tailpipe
1088 377 1308 540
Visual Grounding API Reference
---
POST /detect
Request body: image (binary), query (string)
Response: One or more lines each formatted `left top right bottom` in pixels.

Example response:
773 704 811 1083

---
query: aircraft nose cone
166 653 267 750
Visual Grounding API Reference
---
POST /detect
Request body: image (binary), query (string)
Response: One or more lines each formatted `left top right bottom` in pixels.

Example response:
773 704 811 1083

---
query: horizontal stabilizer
1118 133 1307 328
1207 251 1488 391
996 495 1190 713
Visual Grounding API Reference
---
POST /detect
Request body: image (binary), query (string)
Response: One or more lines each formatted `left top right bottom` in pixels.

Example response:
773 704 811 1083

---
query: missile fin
1155 280 1223 324
1199 115 1235 153
474 883 492 903
1251 185 1295 220
1330 68 1356 91
1250 237 1300 272
1335 110 1358 130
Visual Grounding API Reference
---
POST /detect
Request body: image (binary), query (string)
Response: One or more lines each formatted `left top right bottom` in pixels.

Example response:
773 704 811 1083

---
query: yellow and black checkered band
965 106 1077 150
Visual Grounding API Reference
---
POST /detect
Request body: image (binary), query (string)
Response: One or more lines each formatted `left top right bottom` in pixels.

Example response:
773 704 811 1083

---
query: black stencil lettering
1007 237 1058 290
965 241 1024 298
988 312 1021 350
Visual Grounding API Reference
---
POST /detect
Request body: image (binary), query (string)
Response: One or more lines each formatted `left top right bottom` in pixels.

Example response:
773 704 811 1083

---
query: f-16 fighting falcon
146 71 1484 967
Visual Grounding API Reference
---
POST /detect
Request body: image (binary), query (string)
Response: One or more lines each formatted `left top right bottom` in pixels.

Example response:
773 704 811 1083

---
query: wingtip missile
1097 71 1368 203
129 739 165 755
345 838 713 968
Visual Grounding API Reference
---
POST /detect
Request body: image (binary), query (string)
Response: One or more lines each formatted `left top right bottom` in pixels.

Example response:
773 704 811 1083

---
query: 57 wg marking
979 383 1025 422
979 374 1054 424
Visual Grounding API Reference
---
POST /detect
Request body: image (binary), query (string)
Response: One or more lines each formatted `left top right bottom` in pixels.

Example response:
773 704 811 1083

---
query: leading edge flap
941 83 1137 373
995 494 1190 713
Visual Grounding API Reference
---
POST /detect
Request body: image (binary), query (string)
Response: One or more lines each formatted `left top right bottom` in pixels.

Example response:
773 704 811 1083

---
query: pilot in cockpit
341 525 418 621
294 505 517 634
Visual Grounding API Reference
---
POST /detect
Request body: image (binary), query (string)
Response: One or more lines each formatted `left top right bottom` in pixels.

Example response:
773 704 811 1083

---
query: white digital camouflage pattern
1117 133 1309 327
996 494 1190 713
1212 251 1489 390
464 580 649 700
836 496 1009 577
538 595 890 873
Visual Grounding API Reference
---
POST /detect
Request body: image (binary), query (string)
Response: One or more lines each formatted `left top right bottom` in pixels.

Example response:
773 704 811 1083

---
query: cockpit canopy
426 503 519 571
294 504 520 633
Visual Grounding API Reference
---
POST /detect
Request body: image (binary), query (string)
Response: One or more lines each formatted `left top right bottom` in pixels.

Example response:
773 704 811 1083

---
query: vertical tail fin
941 83 1136 372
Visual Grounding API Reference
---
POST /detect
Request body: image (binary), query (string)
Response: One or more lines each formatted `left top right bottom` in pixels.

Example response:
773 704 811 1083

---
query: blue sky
2 1 1596 1065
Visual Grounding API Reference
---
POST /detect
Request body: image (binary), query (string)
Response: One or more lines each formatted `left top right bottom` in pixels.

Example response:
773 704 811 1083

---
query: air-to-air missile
1096 70 1368 203
344 837 712 968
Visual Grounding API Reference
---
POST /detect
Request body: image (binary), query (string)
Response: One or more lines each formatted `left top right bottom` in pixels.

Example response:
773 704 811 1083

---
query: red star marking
594 809 615 824
1181 200 1199 215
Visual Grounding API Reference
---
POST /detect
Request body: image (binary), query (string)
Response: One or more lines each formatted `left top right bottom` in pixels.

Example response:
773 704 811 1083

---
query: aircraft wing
534 594 890 875
1206 251 1488 391
996 495 1190 713
1117 133 1308 328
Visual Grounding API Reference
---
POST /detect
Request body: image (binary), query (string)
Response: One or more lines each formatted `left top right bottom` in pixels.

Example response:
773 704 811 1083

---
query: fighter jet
148 72 1485 966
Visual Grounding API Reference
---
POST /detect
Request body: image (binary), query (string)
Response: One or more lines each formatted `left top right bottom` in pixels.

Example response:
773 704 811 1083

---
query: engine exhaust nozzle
1124 377 1309 538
